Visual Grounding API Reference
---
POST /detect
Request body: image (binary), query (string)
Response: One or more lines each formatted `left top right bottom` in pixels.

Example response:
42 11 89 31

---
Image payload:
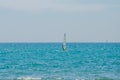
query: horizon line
0 41 120 43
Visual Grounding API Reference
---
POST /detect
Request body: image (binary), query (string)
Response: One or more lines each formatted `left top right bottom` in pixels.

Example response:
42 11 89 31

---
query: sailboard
62 33 66 51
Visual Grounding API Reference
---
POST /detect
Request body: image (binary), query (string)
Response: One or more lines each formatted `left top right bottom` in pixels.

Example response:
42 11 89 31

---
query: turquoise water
0 43 120 80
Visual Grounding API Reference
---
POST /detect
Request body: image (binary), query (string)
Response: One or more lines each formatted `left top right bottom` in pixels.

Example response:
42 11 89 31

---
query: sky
0 0 120 42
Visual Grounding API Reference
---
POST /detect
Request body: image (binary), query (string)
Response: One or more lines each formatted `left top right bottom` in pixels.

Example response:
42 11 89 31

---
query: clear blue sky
0 0 120 42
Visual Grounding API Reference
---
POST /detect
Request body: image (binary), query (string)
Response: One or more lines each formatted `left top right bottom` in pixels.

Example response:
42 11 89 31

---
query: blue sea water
0 43 120 80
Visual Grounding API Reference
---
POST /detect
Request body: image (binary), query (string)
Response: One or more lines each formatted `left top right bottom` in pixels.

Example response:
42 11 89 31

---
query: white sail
62 33 66 51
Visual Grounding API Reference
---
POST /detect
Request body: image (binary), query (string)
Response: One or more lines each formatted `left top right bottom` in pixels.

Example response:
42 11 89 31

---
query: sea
0 43 120 80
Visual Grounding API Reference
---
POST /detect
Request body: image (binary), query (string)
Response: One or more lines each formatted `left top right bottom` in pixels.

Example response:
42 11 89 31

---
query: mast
62 33 66 51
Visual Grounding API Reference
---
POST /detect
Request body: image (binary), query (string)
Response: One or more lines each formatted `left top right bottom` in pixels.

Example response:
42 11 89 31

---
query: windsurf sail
62 33 66 51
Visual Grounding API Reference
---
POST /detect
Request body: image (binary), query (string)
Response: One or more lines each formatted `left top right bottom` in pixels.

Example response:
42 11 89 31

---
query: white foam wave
16 76 87 80
17 77 42 80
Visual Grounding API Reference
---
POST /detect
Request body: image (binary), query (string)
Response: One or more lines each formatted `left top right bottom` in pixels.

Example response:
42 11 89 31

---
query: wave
0 76 117 80
17 77 64 80
16 77 113 80
16 77 86 80
17 77 41 80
